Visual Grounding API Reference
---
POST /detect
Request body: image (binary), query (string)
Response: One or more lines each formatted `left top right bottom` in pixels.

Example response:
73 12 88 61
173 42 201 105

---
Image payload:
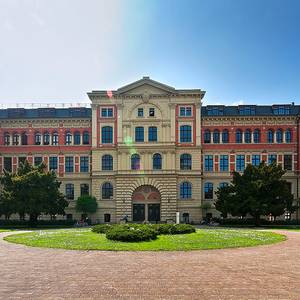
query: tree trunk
254 214 261 227
29 214 38 228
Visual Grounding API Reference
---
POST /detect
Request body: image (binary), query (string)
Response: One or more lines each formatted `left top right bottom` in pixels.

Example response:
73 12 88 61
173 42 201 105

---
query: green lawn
4 228 286 251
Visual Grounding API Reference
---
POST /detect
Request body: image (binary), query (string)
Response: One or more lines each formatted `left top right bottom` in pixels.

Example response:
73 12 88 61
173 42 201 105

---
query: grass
4 228 286 251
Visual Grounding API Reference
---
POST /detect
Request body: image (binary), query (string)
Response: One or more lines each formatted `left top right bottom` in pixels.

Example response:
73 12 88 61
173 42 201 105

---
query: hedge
153 223 196 235
105 224 158 242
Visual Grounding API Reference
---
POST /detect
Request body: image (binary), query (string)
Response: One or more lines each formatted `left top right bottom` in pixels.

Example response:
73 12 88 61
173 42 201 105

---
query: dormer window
239 106 256 115
207 106 223 116
137 108 144 117
273 105 291 115
149 108 155 117
180 106 192 117
101 108 113 117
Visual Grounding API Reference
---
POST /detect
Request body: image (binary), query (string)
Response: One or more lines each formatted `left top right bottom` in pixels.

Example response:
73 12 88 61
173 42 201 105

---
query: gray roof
0 107 92 119
202 104 300 116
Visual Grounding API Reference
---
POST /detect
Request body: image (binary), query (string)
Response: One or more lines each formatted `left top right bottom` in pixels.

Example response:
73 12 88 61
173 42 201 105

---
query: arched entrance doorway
132 185 161 222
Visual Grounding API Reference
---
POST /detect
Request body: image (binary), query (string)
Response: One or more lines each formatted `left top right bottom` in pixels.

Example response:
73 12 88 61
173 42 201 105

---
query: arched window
102 154 113 170
253 129 260 143
267 129 274 143
35 132 41 145
213 130 220 143
65 131 72 145
43 132 50 145
82 131 89 145
21 132 27 145
4 132 10 145
102 126 113 144
204 129 211 143
131 154 140 170
12 133 19 145
180 181 192 199
102 182 113 199
204 182 214 199
276 129 283 143
222 129 229 143
180 125 192 143
74 131 81 145
148 126 157 142
236 129 242 143
285 129 292 143
52 132 58 145
153 153 162 170
180 153 192 170
135 127 144 142
245 129 251 143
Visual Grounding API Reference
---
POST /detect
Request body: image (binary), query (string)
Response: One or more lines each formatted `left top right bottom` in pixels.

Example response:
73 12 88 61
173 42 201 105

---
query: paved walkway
0 230 300 300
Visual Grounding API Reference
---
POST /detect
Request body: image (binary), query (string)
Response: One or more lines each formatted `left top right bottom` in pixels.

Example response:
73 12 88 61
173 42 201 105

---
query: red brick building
0 78 299 222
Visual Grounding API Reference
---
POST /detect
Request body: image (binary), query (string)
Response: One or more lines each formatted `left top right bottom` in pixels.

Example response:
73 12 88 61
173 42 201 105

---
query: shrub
153 223 195 235
91 224 113 234
106 224 158 242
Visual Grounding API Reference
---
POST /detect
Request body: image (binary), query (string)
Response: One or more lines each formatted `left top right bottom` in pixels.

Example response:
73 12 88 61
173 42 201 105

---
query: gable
116 76 175 95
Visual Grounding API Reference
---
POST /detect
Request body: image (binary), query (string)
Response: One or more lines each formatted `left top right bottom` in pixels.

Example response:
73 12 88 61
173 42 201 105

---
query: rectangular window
65 156 74 173
180 125 192 143
101 126 113 144
80 156 89 172
65 184 74 200
148 126 157 142
252 155 261 166
284 154 292 171
137 108 144 117
236 155 245 172
220 155 229 172
204 155 214 172
101 108 113 117
34 156 43 166
49 157 58 171
268 154 277 165
135 127 144 142
149 108 155 117
3 157 12 172
179 106 192 117
80 183 89 196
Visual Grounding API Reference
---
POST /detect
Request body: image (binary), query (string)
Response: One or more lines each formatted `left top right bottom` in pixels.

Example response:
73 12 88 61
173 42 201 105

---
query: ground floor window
104 213 111 223
182 212 190 224
66 214 73 220
80 184 89 196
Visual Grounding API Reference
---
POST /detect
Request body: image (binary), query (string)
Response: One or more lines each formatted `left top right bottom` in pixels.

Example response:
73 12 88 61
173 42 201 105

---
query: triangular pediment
116 77 176 95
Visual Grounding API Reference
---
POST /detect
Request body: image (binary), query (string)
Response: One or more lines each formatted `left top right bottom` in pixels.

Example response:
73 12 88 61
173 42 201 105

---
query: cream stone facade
88 77 204 223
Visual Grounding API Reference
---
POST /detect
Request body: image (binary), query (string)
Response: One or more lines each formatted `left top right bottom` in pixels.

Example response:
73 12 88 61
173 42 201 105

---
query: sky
0 0 300 106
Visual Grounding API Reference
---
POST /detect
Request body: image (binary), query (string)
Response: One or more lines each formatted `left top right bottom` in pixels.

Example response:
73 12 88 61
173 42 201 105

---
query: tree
75 195 98 219
215 162 294 226
0 161 68 227
0 190 15 220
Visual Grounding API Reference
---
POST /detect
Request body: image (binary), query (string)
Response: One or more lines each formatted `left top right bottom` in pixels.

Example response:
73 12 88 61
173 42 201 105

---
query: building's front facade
0 77 299 223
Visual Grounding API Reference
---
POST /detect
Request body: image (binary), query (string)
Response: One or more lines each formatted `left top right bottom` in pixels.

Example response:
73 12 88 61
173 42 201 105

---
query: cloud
231 99 245 106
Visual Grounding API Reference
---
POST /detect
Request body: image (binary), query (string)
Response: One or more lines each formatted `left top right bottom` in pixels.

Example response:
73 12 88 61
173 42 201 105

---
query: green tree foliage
215 162 294 225
75 195 98 217
0 160 68 226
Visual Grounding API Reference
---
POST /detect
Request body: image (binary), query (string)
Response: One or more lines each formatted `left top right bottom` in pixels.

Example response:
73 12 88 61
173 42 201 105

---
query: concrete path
0 230 299 300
